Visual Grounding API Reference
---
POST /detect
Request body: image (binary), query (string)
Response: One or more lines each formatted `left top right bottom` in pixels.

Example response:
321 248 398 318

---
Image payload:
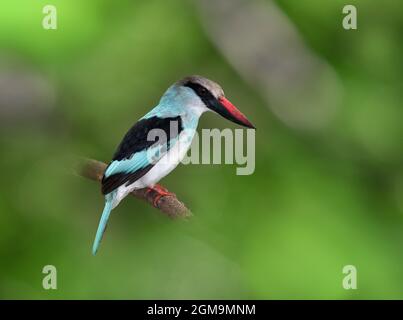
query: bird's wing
101 115 183 194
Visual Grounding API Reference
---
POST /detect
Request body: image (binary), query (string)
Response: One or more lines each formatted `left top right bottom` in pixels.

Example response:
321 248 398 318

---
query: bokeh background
0 0 402 299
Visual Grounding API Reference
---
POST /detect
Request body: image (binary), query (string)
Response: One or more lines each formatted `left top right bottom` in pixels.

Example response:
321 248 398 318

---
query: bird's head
176 75 255 129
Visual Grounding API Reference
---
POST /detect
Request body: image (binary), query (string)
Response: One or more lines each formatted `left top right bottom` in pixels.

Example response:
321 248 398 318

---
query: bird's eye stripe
184 82 212 98
183 81 218 111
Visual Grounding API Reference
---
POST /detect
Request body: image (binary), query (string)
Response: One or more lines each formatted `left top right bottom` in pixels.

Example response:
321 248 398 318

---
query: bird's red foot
145 184 176 207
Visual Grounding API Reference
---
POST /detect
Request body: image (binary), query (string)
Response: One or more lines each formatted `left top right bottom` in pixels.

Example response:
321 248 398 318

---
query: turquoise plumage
92 142 174 255
92 195 114 255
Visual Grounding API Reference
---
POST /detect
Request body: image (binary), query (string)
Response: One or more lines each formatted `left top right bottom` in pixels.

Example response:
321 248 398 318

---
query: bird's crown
177 75 225 99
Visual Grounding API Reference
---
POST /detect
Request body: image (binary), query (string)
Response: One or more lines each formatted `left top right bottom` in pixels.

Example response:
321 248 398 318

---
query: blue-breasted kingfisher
92 75 255 254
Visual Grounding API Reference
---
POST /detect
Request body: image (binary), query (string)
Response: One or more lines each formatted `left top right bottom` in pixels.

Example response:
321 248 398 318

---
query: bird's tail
92 198 113 255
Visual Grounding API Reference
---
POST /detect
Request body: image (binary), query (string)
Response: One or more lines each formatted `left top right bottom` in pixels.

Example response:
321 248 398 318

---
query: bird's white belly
137 135 191 187
113 130 193 206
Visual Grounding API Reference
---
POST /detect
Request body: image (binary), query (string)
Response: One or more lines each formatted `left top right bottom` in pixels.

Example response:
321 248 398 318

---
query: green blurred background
0 0 402 299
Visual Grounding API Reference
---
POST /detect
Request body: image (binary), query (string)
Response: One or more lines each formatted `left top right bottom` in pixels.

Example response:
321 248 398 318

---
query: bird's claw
145 185 176 207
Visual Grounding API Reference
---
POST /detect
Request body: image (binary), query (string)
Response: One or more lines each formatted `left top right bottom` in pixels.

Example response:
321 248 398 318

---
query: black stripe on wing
101 115 183 195
101 164 154 195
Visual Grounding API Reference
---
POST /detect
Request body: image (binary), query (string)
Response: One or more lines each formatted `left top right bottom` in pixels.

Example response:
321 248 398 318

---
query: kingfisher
92 75 255 254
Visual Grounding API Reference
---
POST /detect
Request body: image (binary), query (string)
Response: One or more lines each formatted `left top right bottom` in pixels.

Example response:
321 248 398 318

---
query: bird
92 75 255 254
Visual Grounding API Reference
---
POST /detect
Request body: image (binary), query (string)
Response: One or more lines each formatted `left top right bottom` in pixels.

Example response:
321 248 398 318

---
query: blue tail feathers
92 199 113 255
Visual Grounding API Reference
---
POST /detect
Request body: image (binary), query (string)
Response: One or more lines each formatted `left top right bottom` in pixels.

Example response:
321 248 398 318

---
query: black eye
199 87 207 94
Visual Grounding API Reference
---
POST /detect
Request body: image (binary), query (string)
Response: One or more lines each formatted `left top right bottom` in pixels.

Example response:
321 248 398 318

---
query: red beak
217 97 255 129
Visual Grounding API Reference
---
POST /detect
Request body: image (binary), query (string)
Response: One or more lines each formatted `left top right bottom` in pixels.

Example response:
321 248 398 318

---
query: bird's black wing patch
101 115 183 195
101 164 154 195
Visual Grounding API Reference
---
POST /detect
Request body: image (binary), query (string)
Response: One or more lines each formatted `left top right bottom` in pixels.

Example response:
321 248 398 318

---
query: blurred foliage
0 0 402 299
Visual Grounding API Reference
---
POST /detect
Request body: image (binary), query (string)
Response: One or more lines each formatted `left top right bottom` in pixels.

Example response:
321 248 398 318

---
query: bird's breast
133 128 195 188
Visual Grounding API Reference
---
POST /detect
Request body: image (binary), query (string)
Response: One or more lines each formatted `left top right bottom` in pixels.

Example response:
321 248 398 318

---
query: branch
77 158 192 219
